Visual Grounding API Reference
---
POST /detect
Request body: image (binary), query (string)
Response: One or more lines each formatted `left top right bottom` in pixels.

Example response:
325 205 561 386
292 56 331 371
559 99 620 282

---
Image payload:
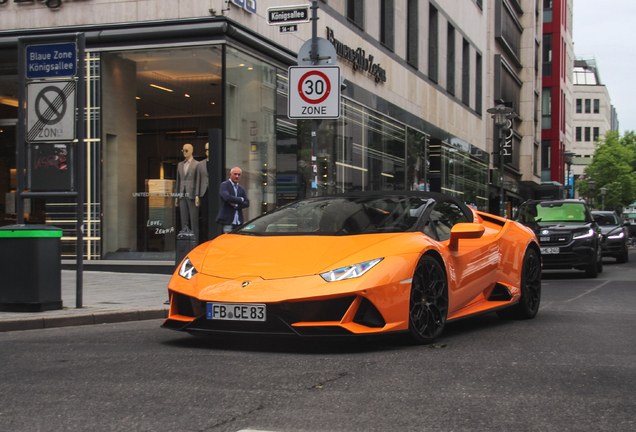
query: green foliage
576 130 636 212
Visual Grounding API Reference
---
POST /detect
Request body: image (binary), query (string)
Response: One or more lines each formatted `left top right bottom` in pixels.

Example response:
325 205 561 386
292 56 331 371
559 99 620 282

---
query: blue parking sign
26 42 77 79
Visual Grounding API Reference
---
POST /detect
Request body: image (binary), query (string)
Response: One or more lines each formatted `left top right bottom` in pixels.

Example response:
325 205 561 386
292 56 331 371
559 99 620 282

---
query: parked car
591 210 629 263
517 199 603 278
163 192 542 344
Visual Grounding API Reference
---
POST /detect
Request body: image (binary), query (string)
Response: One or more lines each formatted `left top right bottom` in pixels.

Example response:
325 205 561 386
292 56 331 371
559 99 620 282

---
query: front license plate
541 247 560 254
206 303 266 321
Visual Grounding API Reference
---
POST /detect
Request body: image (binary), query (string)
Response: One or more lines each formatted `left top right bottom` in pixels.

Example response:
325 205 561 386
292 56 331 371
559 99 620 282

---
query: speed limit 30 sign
288 66 340 119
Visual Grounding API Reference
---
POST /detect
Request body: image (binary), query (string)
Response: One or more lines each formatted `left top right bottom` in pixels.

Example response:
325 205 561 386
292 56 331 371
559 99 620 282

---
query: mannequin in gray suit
195 142 209 242
175 143 199 240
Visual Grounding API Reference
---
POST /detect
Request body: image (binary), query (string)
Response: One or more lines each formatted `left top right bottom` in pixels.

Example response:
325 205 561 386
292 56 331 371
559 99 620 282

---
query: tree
576 130 636 212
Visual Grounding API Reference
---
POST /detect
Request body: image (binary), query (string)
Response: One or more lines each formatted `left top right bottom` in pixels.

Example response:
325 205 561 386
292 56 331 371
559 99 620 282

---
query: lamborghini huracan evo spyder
162 192 542 344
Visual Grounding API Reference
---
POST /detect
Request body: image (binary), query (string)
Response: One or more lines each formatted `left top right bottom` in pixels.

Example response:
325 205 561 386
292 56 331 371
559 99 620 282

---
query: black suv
517 199 603 278
591 210 629 263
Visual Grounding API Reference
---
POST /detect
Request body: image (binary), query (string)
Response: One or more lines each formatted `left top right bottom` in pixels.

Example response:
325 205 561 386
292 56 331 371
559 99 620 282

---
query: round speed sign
288 66 340 119
298 70 331 104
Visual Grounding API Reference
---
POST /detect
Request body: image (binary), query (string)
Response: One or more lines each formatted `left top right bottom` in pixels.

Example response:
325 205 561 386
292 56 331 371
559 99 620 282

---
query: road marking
565 280 611 302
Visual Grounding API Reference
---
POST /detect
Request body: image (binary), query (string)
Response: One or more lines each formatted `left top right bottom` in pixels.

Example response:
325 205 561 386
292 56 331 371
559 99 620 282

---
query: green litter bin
0 225 63 312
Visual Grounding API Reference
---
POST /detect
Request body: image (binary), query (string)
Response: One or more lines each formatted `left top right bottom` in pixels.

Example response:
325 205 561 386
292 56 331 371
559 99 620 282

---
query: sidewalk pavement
0 270 172 332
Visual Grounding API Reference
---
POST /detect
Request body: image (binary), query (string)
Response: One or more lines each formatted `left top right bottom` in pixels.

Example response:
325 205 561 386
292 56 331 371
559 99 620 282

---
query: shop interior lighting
150 84 174 92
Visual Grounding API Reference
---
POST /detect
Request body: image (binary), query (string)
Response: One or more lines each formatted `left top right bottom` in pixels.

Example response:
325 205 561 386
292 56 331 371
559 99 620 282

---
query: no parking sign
288 66 340 119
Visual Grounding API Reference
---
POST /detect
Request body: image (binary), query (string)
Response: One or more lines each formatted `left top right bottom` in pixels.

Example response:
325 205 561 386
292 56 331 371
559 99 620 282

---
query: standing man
216 167 249 233
195 142 209 242
175 143 199 240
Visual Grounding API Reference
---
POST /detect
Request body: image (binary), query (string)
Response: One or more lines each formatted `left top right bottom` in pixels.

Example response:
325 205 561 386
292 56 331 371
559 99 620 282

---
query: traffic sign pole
311 0 319 194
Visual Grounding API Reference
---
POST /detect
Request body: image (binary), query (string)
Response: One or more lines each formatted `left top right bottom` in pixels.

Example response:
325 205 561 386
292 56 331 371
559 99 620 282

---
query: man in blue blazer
215 167 250 233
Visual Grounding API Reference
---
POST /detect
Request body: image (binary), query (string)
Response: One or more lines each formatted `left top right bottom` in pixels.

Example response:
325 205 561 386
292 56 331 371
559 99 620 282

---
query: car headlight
178 257 198 280
608 231 625 239
573 228 594 239
320 258 383 282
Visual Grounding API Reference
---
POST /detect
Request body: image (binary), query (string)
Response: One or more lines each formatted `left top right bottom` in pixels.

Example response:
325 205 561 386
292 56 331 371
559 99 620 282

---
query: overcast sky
572 0 636 134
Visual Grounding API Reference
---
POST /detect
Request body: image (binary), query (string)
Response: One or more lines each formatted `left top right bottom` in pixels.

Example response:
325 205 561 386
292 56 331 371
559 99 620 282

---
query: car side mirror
449 223 485 251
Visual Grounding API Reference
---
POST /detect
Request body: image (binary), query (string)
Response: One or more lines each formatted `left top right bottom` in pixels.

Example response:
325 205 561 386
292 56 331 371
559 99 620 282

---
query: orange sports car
162 192 541 343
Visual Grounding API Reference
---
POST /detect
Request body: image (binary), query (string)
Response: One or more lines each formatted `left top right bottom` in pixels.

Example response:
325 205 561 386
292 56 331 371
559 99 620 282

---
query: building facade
540 0 573 199
0 0 541 262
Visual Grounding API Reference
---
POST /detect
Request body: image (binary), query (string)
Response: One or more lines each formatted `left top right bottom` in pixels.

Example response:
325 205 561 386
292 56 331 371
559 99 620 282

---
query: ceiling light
144 114 149 117
248 67 253 70
136 96 140 100
184 94 191 98
211 102 215 105
150 84 173 92
239 63 245 67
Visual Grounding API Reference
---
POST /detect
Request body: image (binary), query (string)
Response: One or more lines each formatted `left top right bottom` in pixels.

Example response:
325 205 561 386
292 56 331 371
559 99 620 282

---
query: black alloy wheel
497 247 541 320
409 255 448 344
585 244 600 278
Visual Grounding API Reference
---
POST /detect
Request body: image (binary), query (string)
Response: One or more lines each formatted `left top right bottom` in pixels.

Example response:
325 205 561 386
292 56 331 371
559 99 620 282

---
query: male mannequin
175 143 199 240
195 142 209 242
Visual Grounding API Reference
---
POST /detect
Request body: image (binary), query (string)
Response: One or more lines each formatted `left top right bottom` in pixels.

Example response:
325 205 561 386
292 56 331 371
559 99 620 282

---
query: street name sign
267 5 310 25
26 81 76 143
288 66 340 119
26 42 77 79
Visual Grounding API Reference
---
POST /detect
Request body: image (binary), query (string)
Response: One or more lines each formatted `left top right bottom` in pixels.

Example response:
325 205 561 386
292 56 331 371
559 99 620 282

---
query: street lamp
562 151 575 198
487 104 515 217
600 187 607 211
588 180 596 209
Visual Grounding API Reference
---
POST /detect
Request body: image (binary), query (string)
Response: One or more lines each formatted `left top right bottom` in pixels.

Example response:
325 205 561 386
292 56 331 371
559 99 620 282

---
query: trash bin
0 224 63 312
175 226 197 268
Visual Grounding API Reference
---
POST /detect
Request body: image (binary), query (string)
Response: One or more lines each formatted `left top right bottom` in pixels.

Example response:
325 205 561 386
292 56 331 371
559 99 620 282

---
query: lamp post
487 104 515 217
600 187 607 211
562 151 575 198
588 180 596 209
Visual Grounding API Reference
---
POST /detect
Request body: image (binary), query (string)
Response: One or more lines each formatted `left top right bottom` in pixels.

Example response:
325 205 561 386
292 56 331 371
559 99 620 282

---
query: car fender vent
353 297 386 328
488 283 513 302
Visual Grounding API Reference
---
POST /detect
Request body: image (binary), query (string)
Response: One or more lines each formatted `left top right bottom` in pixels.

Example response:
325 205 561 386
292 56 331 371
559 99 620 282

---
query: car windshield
237 196 430 236
518 202 589 223
594 213 618 226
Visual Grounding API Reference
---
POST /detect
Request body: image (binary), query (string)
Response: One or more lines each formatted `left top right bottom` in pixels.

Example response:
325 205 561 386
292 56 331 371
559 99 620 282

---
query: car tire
617 245 629 263
497 248 541 320
408 255 448 344
585 245 600 278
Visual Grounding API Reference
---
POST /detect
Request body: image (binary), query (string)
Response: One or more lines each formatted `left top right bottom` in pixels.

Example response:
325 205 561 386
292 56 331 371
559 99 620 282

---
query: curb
0 308 169 332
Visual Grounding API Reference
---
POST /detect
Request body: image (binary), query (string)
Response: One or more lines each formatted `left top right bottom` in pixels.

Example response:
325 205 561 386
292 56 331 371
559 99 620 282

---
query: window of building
543 0 553 23
406 0 419 68
475 53 482 114
542 33 552 77
534 142 540 176
346 0 364 29
576 98 582 113
429 5 439 83
594 99 600 114
593 127 600 141
380 0 395 51
447 24 455 95
576 127 582 141
541 140 551 182
462 39 470 106
585 99 591 113
585 127 591 141
541 87 552 129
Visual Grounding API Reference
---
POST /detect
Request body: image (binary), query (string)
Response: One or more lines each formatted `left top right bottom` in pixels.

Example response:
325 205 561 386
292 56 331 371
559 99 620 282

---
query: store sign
0 0 65 9
326 27 386 83
503 119 513 164
229 0 256 14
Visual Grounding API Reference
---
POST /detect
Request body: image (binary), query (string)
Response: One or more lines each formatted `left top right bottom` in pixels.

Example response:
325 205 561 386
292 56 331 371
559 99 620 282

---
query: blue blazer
215 180 250 225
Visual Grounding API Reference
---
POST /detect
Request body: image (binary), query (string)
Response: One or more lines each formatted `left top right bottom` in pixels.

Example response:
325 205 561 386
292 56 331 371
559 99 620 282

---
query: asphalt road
1 253 635 432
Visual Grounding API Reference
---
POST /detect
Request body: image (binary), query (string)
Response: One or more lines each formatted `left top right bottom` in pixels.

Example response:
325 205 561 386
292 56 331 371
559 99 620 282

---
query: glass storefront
0 40 489 261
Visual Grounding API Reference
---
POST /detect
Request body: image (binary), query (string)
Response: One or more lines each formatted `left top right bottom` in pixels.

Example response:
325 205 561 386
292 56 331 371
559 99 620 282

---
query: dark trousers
199 192 209 243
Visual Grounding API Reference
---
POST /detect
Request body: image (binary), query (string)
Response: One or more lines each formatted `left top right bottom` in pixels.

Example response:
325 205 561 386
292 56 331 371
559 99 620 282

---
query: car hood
598 225 623 235
199 233 401 279
523 221 592 234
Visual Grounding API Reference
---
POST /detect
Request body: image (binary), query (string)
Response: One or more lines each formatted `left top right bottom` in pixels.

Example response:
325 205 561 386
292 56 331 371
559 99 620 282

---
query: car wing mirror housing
449 223 485 251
